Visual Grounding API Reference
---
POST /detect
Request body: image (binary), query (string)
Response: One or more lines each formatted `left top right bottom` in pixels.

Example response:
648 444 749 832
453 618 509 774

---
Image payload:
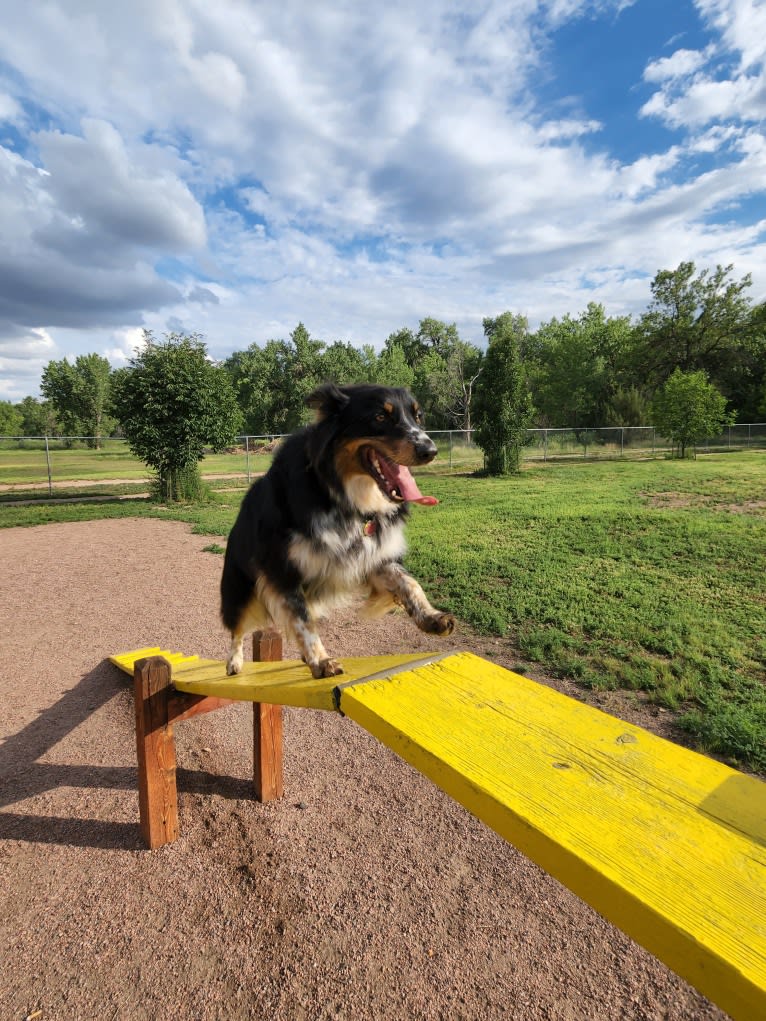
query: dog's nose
415 437 438 464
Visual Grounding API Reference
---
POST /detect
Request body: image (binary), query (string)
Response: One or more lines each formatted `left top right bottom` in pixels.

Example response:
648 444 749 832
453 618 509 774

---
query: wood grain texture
252 630 284 802
338 651 766 1021
133 656 179 850
111 647 441 710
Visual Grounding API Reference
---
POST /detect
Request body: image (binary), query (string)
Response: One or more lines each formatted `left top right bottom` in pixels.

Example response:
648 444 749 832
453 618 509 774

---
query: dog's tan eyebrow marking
383 401 394 414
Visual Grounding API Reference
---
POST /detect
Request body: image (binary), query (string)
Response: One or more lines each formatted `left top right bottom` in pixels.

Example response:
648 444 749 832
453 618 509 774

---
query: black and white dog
221 383 455 678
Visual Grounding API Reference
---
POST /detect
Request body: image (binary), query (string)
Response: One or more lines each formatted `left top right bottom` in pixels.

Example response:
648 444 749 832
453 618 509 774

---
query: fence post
44 435 53 497
245 436 251 485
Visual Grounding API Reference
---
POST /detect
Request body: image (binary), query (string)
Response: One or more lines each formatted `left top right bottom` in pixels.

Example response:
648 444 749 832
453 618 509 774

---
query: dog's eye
375 413 386 422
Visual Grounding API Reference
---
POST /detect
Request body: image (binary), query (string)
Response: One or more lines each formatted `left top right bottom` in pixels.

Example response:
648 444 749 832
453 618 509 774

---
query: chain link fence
2 424 765 496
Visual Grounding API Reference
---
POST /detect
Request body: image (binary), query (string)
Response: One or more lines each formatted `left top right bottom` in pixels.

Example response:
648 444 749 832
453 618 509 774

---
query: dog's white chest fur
287 515 406 614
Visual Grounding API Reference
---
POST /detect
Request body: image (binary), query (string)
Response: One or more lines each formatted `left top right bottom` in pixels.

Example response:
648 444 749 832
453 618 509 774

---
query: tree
383 327 426 367
224 323 325 435
374 343 415 389
0 400 23 436
636 262 754 389
400 318 483 429
111 331 242 501
651 369 733 458
530 303 635 427
319 341 374 385
40 353 115 447
16 396 57 436
473 313 535 475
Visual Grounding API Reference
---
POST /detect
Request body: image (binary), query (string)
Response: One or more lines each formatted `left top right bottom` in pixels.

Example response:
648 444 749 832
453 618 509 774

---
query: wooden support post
133 656 179 849
252 630 284 801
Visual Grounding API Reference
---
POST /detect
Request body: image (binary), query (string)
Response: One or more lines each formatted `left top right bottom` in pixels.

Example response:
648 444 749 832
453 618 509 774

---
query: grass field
0 440 275 488
2 453 764 771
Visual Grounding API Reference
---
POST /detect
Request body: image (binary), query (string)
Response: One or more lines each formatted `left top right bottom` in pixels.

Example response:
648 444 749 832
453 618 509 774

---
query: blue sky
0 0 764 401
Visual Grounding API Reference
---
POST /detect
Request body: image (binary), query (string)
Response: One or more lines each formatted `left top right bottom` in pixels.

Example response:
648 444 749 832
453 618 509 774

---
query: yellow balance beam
108 647 444 711
110 646 765 1018
337 652 766 1021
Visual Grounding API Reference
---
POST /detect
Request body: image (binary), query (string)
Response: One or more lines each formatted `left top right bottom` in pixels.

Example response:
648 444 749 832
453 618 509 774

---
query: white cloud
697 0 766 70
0 0 764 401
103 327 147 365
641 0 766 128
0 91 22 123
643 48 708 82
0 327 57 400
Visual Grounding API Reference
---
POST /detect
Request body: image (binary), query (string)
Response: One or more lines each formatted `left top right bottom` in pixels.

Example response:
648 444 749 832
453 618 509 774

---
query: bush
111 332 242 502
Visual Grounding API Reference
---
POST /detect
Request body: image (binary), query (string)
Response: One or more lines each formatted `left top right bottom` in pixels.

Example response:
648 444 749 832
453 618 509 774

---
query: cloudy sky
1 0 765 401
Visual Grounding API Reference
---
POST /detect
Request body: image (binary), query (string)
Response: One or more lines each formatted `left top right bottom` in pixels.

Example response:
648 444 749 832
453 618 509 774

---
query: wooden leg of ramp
252 630 284 801
134 656 179 850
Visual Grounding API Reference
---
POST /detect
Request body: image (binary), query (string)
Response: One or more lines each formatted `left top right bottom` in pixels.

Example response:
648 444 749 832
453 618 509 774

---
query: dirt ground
0 518 730 1021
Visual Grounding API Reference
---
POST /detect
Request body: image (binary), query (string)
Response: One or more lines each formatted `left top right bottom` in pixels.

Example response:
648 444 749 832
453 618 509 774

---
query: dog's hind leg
368 563 455 636
225 594 271 675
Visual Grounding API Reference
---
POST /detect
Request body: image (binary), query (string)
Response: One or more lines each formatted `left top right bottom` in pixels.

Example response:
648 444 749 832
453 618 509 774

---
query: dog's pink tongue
395 464 439 506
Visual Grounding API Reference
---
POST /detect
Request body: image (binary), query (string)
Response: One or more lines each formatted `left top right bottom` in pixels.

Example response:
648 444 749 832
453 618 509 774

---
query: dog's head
306 383 439 514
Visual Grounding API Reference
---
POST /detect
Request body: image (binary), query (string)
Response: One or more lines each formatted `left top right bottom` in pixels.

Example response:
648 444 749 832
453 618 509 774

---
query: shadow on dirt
0 660 253 850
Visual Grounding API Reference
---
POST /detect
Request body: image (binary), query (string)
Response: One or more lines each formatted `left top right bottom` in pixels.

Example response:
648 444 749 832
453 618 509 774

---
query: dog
221 382 455 678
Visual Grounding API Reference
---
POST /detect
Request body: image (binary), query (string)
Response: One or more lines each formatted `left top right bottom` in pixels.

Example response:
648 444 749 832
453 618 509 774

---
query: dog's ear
306 382 350 420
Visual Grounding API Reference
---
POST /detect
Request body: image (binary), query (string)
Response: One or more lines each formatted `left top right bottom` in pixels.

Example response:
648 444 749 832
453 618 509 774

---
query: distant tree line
2 261 765 478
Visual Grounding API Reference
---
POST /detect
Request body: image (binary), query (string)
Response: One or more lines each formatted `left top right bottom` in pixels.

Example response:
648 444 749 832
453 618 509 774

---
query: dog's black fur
221 382 454 678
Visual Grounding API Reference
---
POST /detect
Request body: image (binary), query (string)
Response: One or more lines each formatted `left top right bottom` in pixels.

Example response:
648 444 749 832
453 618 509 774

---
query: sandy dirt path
0 519 727 1021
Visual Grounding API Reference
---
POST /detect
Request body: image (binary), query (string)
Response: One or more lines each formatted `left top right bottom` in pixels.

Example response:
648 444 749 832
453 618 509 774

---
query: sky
1 0 765 402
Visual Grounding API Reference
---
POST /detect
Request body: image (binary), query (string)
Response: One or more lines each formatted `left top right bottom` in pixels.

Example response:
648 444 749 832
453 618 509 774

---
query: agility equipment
109 635 765 1020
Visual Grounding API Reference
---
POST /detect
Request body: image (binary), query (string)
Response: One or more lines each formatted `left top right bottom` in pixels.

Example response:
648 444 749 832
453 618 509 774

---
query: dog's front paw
310 658 344 679
226 654 243 676
422 612 455 637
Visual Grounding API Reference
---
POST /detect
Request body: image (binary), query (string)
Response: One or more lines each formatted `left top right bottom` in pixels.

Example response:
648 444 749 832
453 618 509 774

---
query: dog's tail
220 545 255 631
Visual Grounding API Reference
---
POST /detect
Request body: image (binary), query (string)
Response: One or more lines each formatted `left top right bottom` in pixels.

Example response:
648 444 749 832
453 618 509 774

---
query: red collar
363 517 377 537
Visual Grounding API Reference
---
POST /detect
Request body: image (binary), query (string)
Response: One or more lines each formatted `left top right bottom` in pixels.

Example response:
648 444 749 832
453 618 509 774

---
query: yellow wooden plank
108 648 200 675
338 651 766 1021
109 646 442 710
173 653 439 711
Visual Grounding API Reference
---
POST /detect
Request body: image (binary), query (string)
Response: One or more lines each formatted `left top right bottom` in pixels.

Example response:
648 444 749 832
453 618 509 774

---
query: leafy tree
40 353 115 447
319 340 375 384
473 313 535 474
604 386 650 428
0 400 23 435
224 340 284 435
417 317 461 355
530 303 635 427
374 343 415 389
111 331 242 501
401 318 483 429
651 369 734 458
383 327 426 367
636 262 754 389
715 300 766 420
16 396 58 436
224 323 325 435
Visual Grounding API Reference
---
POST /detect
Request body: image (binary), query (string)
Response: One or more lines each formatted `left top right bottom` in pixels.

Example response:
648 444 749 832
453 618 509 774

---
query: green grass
2 452 764 771
405 455 766 771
